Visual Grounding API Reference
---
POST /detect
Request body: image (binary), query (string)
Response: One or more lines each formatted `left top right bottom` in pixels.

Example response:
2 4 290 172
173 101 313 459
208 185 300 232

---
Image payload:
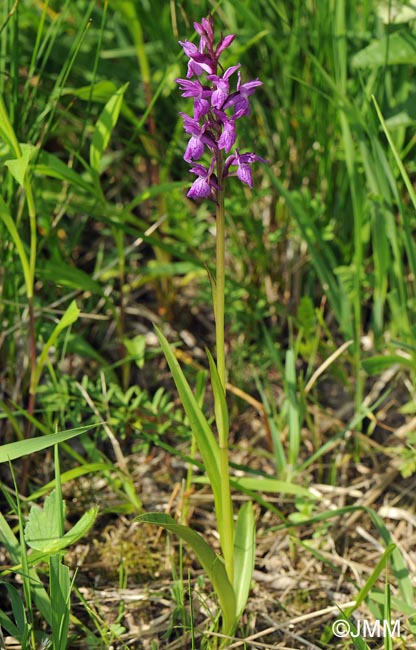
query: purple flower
180 113 217 162
193 16 235 67
179 40 215 77
176 78 212 119
224 150 269 188
222 72 263 116
213 111 237 152
193 16 214 51
187 159 221 200
207 65 240 109
215 34 235 59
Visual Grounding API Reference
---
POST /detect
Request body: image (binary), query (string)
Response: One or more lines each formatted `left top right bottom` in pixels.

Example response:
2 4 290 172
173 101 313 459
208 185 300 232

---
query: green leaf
194 475 316 499
50 558 71 650
0 584 25 639
155 327 222 520
25 491 63 551
123 334 146 369
285 349 300 468
90 82 129 173
3 582 27 635
30 300 80 395
352 33 416 68
137 513 236 633
0 423 97 462
362 354 414 374
233 502 255 618
0 96 21 156
343 543 396 618
4 144 37 187
25 492 98 554
231 477 316 498
61 80 119 102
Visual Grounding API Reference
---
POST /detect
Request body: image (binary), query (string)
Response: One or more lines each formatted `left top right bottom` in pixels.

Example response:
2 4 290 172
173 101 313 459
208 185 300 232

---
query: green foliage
2 0 416 645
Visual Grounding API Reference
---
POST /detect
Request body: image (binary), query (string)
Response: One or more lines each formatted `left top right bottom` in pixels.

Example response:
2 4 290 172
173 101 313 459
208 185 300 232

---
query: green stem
215 153 234 585
215 155 226 392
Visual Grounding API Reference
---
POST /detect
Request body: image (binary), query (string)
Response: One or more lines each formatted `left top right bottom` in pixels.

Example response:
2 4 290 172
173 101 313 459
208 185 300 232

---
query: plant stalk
215 154 234 584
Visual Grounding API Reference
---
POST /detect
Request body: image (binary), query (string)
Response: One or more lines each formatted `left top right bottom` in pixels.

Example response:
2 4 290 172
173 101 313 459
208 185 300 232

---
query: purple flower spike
176 15 267 200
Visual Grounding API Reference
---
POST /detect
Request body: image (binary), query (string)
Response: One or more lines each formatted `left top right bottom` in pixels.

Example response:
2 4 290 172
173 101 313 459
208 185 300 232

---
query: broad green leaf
155 327 222 519
352 33 416 68
123 334 146 369
137 512 236 634
90 82 129 173
378 1 416 24
61 80 118 102
25 490 63 551
0 423 96 462
30 300 80 394
4 144 37 187
233 502 255 618
25 494 98 554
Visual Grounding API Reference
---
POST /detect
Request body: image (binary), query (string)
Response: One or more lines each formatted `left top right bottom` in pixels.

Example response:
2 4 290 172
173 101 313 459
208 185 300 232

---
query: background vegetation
1 0 416 648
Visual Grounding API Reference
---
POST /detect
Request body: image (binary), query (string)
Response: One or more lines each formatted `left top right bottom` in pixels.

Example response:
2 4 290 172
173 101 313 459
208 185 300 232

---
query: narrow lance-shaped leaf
155 327 222 515
233 502 255 618
0 423 98 463
90 82 129 173
137 513 236 634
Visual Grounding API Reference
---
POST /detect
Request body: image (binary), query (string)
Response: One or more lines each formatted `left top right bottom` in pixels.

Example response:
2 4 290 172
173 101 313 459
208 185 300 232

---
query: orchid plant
138 15 267 641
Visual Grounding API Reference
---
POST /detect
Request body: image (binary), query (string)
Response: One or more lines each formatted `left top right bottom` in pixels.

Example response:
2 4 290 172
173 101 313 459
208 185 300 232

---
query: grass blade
0 423 98 462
